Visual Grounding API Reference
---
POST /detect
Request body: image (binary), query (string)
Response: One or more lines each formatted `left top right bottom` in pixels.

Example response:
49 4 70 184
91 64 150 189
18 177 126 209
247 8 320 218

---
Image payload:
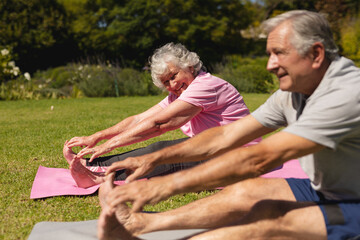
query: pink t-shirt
158 72 260 145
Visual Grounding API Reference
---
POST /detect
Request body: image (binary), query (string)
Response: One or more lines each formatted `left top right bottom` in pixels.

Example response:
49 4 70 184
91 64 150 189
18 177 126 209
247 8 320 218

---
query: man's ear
311 42 326 69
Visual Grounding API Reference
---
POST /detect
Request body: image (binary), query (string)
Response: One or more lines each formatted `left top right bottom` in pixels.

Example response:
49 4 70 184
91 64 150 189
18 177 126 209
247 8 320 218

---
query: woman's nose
169 80 178 89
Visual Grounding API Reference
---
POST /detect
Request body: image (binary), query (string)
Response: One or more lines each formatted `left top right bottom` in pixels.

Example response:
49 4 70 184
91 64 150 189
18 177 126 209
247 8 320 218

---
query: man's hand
105 176 173 213
106 156 156 183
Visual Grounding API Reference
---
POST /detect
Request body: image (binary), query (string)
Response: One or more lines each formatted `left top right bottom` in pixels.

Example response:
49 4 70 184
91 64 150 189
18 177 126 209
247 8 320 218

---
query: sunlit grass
0 94 269 239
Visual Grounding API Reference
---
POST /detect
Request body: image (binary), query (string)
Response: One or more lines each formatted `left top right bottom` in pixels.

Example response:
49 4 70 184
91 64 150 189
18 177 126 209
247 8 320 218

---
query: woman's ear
189 66 194 74
311 42 326 69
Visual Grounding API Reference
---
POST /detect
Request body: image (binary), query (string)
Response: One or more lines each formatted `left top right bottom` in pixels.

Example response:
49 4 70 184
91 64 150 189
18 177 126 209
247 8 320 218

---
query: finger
77 147 91 157
67 141 80 148
89 152 100 162
131 200 145 213
125 169 142 183
107 194 127 211
106 162 126 175
107 172 116 182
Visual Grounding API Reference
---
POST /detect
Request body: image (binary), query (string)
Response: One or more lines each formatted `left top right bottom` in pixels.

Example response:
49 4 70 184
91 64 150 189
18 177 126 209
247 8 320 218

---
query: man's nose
266 54 278 72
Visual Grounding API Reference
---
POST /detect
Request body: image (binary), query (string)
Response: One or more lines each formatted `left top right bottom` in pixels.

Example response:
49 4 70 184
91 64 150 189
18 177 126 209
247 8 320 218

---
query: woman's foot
70 158 106 188
63 140 86 166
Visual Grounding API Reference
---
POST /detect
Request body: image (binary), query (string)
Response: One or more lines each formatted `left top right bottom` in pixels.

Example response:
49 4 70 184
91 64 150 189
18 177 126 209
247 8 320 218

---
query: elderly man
98 10 360 240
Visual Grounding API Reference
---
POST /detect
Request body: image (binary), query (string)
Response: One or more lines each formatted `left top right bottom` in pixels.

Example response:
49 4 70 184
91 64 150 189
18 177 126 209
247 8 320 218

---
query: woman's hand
105 156 156 183
66 136 98 149
76 143 113 162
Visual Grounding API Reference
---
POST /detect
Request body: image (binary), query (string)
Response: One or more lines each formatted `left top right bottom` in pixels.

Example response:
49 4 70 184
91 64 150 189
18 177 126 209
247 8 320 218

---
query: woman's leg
86 138 189 167
86 138 205 181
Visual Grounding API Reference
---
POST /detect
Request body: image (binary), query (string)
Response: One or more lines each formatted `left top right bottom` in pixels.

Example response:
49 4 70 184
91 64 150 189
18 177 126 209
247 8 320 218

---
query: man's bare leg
187 200 327 240
99 177 299 235
70 158 106 188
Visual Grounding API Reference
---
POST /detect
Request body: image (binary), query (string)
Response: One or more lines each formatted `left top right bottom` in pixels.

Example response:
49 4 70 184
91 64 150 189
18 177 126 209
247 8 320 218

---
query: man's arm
106 115 272 182
105 129 324 212
170 131 324 193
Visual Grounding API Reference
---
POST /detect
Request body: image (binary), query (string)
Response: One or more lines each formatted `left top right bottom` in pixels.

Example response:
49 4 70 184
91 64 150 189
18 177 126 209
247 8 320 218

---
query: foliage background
0 0 360 100
1 0 360 76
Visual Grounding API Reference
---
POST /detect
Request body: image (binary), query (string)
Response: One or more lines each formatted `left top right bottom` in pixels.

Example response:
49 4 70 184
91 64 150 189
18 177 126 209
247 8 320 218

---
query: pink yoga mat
261 159 308 179
30 166 128 199
30 160 308 199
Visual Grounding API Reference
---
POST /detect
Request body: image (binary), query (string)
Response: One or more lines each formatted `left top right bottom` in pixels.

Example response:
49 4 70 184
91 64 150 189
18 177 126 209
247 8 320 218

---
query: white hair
149 43 203 90
262 10 339 60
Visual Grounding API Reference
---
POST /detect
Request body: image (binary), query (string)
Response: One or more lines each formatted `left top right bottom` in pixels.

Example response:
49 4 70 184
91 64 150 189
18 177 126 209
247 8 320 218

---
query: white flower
12 67 20 76
38 84 43 89
1 49 9 56
24 72 31 81
8 61 15 67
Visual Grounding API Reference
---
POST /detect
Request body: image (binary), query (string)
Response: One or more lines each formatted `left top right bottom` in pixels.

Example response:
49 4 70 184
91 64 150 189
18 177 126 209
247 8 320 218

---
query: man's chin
279 84 291 92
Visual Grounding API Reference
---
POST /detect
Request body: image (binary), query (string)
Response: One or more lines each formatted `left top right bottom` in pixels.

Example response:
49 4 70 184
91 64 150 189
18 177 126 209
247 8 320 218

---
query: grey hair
262 10 339 60
149 43 203 90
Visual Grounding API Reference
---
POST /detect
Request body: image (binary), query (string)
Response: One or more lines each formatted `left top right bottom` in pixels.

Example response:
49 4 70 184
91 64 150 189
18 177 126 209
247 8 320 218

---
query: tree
62 0 256 69
0 0 79 73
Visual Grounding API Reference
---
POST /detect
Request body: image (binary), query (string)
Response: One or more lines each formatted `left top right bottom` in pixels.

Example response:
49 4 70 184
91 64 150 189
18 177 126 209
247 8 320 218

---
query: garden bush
2 55 277 100
29 63 162 99
215 56 277 93
115 68 161 96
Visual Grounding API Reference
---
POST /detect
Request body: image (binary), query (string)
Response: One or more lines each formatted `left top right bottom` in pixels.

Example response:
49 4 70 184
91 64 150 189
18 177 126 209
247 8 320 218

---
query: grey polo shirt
252 56 360 200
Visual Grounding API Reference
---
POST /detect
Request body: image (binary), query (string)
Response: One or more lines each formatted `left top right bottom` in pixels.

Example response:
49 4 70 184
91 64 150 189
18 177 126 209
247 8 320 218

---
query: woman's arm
76 100 202 162
66 104 163 149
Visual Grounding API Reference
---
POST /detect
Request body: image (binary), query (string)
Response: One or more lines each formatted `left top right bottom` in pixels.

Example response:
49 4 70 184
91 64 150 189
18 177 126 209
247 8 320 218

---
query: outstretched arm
66 107 156 149
76 100 202 161
105 120 324 213
106 115 270 182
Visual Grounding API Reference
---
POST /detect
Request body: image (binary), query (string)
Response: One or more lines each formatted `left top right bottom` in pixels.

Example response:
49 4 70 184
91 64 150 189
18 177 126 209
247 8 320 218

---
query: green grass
0 93 270 239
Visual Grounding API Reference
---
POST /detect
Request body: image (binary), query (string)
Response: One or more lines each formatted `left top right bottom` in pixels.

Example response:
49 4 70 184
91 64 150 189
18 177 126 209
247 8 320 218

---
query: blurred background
1 0 359 100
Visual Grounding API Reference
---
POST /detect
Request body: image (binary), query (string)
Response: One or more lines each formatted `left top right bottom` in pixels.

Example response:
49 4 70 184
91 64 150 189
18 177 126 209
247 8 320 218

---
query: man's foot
98 206 139 240
98 174 146 237
63 140 86 166
70 158 106 188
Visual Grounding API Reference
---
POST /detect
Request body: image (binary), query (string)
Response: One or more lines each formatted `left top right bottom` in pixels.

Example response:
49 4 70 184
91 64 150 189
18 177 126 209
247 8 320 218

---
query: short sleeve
178 80 217 111
158 94 177 109
284 88 360 149
252 90 290 129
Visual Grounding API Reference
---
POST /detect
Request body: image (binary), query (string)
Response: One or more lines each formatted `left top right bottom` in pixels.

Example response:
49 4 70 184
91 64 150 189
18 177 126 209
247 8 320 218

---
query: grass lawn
0 93 270 239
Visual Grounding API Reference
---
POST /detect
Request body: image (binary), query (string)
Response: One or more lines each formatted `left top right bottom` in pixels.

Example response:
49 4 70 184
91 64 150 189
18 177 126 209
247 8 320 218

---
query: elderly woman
64 42 260 187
